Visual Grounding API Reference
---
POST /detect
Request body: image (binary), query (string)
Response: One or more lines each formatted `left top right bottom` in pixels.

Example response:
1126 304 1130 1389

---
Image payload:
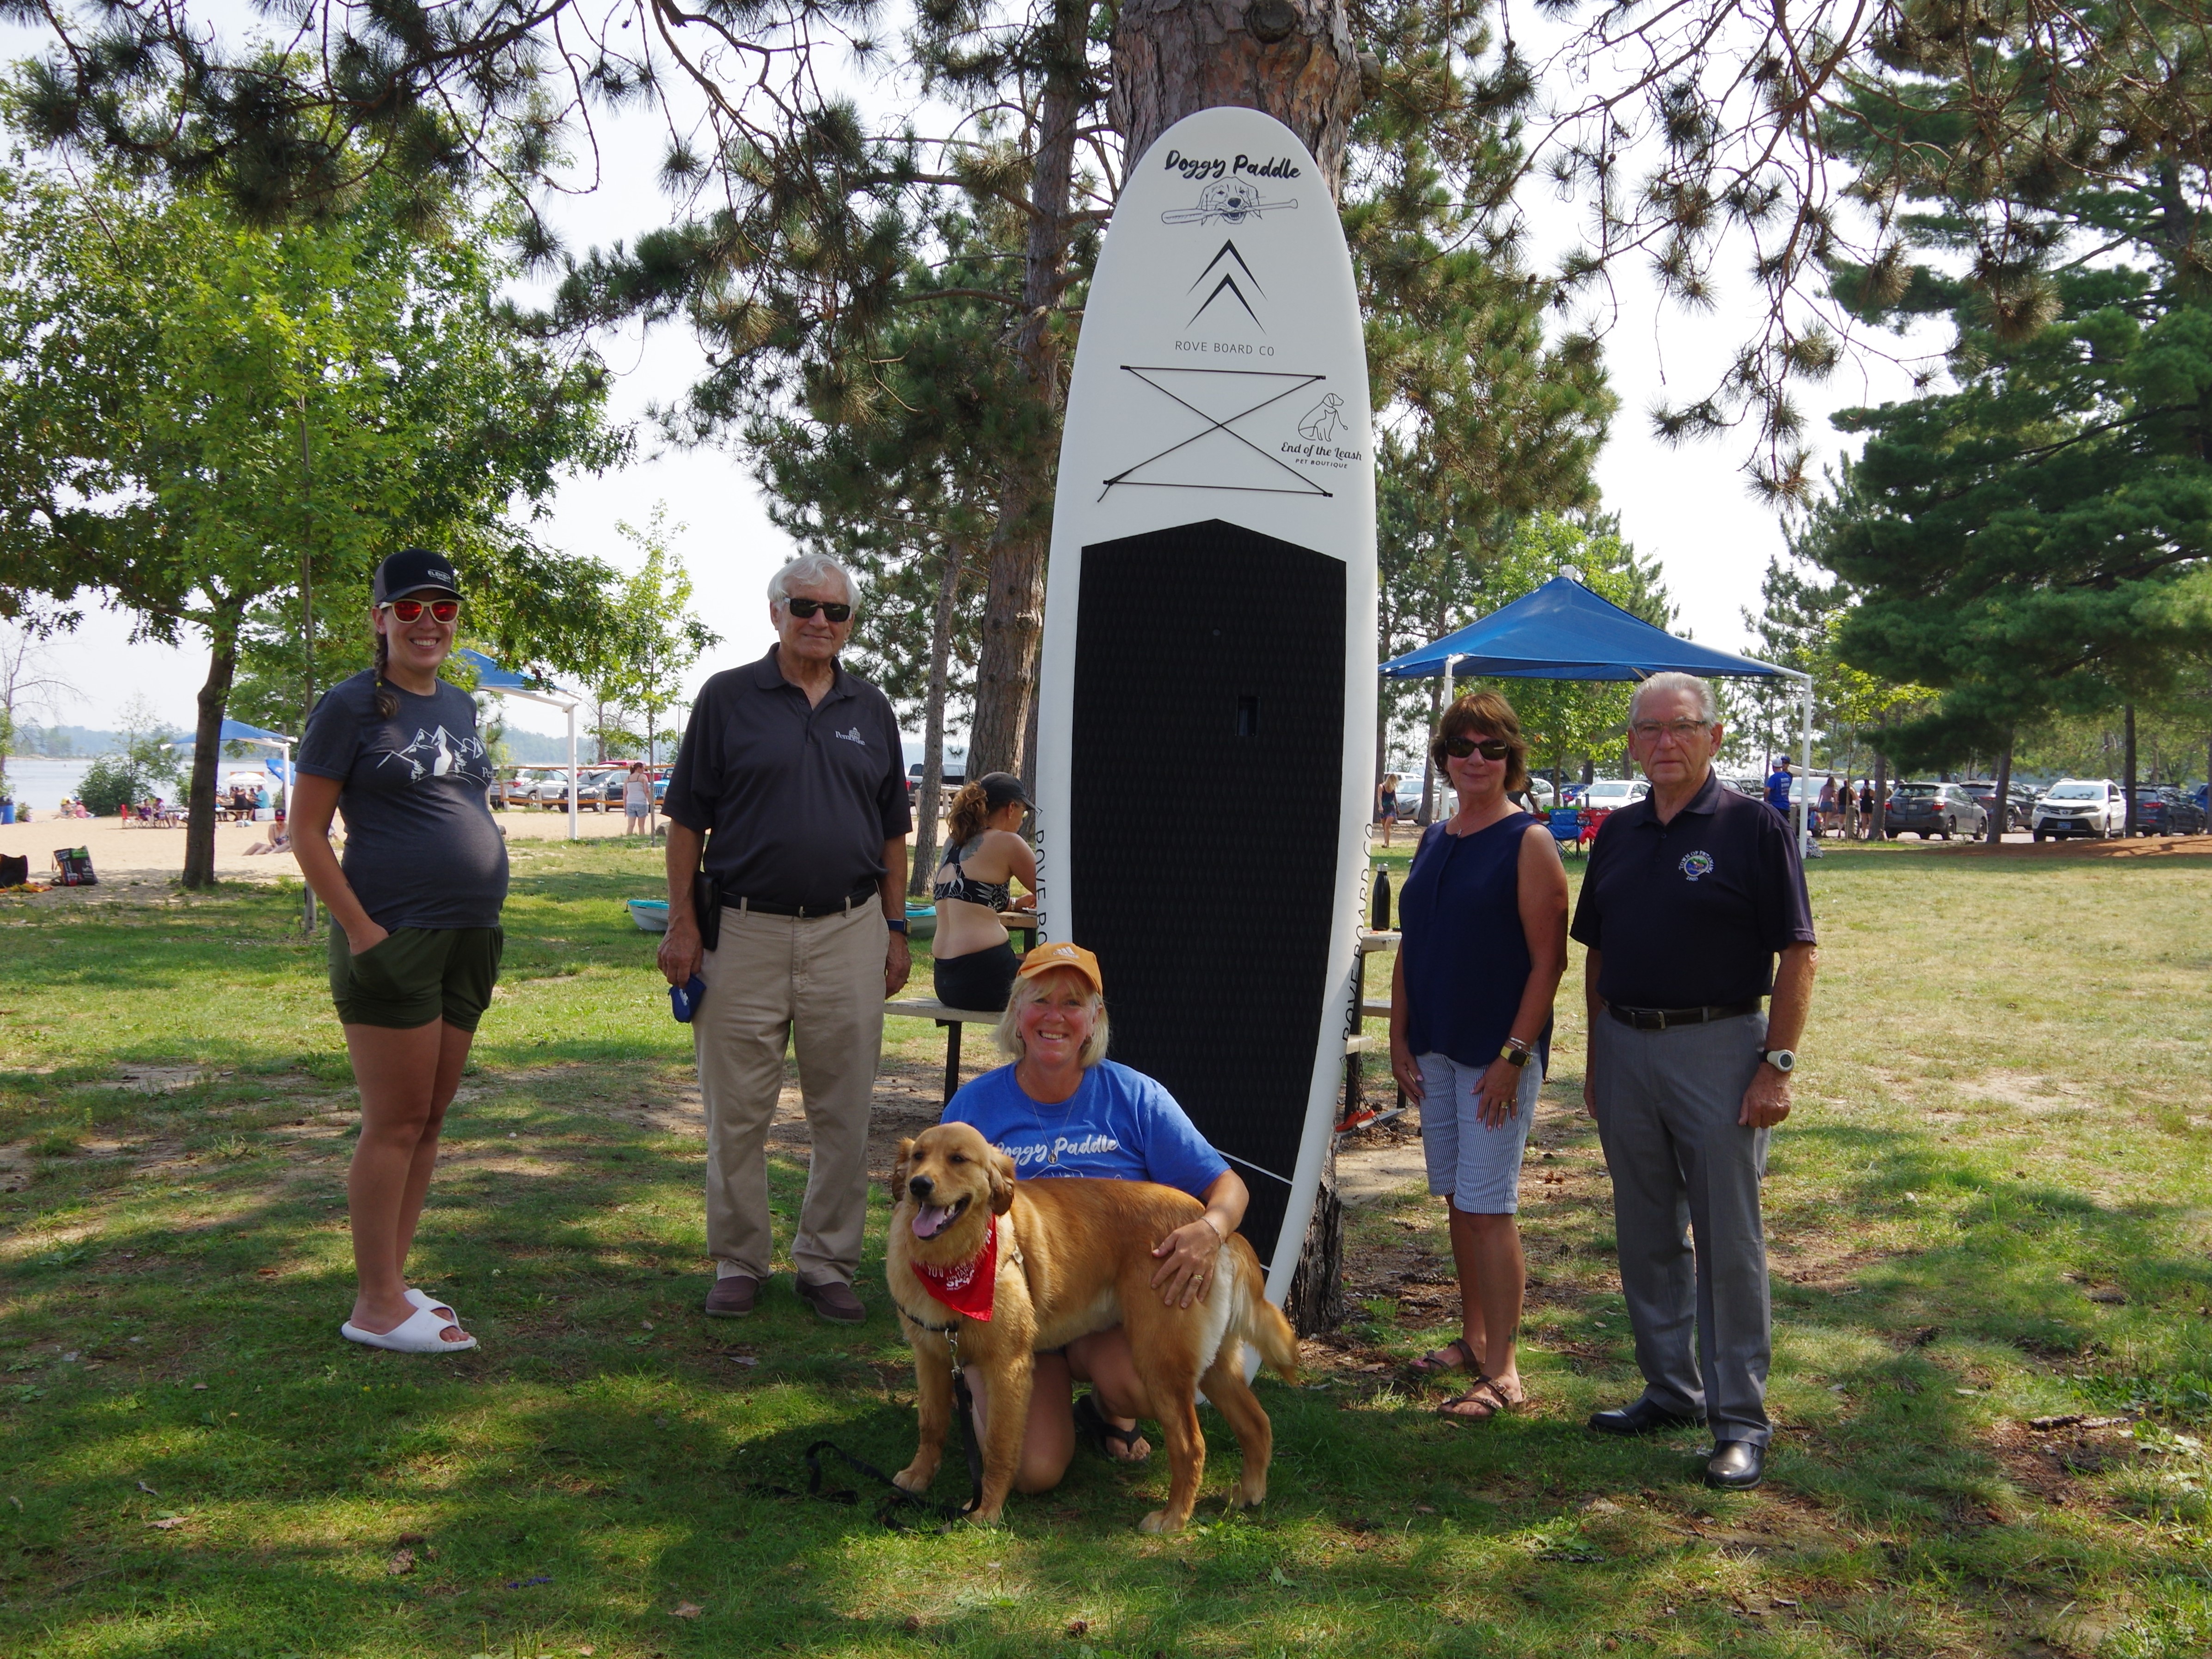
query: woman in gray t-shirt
293 549 509 1355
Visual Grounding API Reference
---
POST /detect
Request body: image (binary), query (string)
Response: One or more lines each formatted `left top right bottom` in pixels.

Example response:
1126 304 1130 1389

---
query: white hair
767 553 858 611
1628 672 1721 726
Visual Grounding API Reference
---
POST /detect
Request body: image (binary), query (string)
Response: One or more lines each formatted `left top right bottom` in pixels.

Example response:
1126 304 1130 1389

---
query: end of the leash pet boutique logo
1679 850 1716 882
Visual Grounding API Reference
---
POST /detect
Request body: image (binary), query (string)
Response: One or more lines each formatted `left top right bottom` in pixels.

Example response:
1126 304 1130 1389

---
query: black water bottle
1371 867 1392 932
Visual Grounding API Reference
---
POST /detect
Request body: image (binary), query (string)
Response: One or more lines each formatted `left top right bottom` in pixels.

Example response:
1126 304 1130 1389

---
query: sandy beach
0 803 656 883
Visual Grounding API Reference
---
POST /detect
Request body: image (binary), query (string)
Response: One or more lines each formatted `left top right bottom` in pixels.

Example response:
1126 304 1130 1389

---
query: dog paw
962 1505 1005 1527
892 1467 931 1494
1230 1479 1267 1510
1136 1509 1187 1535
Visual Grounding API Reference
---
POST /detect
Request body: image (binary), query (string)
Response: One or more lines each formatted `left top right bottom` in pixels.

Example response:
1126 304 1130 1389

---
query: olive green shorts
328 925 504 1032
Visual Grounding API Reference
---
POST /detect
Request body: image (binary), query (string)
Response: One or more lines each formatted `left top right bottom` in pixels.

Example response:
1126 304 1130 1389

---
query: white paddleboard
1036 107 1377 1302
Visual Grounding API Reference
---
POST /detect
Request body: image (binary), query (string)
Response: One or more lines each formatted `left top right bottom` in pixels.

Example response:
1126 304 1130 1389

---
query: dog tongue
913 1204 955 1239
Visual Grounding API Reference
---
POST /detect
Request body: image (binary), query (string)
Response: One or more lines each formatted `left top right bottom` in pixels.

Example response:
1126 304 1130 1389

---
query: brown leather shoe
703 1274 760 1318
796 1278 866 1324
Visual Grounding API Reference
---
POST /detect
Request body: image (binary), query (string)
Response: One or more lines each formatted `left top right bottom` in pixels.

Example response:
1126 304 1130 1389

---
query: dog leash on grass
801 1324 986 1531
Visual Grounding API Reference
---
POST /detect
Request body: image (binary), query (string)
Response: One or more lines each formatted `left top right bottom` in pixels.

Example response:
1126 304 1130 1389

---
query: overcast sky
14 19 1922 740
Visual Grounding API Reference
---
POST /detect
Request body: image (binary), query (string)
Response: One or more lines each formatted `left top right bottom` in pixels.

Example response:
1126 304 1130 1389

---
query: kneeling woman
930 772 1037 1011
941 943 1248 1488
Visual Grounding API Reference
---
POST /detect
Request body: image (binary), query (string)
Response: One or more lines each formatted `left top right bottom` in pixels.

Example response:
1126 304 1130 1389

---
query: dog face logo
1679 850 1715 882
1160 179 1299 226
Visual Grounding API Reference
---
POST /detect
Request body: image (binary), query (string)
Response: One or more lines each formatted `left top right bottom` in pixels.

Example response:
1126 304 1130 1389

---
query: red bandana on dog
913 1213 998 1321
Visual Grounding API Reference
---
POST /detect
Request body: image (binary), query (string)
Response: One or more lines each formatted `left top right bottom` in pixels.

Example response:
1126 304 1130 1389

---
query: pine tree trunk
184 607 243 889
966 0 1086 780
1112 0 1365 196
1870 750 1889 840
1988 732 2014 845
912 543 968 898
2124 704 2138 835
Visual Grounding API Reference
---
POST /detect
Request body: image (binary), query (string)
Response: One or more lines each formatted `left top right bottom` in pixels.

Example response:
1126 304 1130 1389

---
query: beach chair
1547 807 1587 856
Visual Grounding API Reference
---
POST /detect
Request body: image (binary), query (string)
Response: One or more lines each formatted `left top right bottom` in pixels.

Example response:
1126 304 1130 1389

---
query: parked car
2032 778 2126 840
1579 778 1652 813
493 767 555 809
1882 781 1988 840
1958 779 2032 833
2128 786 2207 836
907 759 967 803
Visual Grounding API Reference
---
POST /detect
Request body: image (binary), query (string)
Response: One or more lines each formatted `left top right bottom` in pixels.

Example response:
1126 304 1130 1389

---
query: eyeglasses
1631 719 1713 743
783 597 852 622
382 598 459 624
1434 735 1512 762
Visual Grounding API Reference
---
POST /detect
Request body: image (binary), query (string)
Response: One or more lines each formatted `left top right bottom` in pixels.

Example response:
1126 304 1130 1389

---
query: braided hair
373 627 399 720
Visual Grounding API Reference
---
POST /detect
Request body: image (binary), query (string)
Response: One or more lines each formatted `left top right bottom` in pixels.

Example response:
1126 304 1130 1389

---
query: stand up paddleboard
1036 108 1377 1301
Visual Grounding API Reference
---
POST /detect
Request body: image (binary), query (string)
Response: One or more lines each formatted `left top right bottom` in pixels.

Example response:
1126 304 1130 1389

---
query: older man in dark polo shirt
1571 671 1817 1491
658 553 913 1324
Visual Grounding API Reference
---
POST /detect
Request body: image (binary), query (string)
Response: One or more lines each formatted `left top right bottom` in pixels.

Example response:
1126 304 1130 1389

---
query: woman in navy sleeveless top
1389 691 1569 1421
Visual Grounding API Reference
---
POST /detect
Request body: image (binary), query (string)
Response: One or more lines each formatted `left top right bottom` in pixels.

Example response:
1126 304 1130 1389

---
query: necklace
1017 1068 1085 1167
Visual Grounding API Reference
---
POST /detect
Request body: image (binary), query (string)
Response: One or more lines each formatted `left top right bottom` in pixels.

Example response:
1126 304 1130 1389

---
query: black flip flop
1072 1391 1151 1463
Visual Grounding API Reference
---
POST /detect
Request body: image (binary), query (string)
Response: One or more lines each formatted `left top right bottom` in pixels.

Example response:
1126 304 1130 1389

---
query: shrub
76 755 154 817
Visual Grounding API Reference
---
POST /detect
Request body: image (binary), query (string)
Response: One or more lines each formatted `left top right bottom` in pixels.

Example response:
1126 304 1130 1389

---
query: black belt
1607 998 1761 1031
723 883 878 919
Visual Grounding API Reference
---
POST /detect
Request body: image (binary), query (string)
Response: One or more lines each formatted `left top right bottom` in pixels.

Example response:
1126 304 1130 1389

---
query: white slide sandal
341 1305 478 1353
405 1288 457 1322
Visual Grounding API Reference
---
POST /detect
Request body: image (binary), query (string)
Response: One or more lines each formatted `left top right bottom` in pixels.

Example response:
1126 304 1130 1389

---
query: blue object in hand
669 974 707 1023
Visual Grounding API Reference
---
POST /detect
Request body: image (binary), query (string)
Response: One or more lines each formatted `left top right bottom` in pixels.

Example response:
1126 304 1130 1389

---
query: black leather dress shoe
1587 1399 1703 1436
1704 1440 1765 1489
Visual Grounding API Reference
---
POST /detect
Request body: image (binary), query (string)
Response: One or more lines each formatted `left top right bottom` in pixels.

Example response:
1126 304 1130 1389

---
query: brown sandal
1410 1337 1478 1377
1438 1374 1522 1421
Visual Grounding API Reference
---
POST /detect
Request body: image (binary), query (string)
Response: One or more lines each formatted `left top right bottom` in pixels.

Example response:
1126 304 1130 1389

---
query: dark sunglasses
382 598 459 624
784 597 852 622
1434 735 1512 762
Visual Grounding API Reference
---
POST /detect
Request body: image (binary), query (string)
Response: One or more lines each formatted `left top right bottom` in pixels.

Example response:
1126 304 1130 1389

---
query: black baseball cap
373 548 461 605
979 771 1032 811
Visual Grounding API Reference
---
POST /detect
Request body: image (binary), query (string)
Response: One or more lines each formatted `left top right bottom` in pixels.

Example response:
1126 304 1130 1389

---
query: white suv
2033 779 2125 840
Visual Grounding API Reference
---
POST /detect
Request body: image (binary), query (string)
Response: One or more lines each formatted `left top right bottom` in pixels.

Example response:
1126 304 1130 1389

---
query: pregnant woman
293 549 508 1354
1390 691 1569 1420
931 772 1037 1011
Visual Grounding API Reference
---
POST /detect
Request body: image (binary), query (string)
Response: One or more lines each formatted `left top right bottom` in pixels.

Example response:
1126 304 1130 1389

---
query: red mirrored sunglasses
382 597 460 624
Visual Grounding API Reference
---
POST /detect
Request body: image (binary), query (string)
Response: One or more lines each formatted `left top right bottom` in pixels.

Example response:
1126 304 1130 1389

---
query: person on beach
930 771 1037 1012
293 549 505 1355
623 761 653 835
942 942 1250 1485
1390 692 1569 1422
1377 773 1402 847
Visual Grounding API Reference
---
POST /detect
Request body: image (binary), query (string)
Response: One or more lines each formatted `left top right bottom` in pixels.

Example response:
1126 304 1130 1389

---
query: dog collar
913 1213 998 1322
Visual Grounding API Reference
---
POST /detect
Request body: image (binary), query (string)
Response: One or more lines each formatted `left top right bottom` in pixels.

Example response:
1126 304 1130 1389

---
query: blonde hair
995 968 1111 1069
944 780 993 846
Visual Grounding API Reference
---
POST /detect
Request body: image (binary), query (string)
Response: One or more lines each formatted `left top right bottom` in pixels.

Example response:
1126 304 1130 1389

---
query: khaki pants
694 904 886 1287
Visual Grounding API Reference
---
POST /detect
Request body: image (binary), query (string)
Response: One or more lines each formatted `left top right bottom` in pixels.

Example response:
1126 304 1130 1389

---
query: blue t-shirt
943 1061 1229 1199
1765 768 1792 814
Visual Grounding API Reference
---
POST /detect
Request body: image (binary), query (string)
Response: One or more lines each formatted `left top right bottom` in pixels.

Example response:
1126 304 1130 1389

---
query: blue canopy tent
172 718 297 786
1379 575 1816 846
453 647 583 841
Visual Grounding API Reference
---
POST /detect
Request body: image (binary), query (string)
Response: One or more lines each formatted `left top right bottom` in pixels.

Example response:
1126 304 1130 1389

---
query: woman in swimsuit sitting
931 771 1036 1012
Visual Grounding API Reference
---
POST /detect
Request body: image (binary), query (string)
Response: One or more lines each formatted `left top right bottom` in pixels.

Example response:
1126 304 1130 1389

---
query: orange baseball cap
1017 940 1103 995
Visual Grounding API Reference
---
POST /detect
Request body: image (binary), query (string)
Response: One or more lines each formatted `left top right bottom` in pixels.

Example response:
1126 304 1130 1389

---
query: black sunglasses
1434 735 1512 762
784 597 852 622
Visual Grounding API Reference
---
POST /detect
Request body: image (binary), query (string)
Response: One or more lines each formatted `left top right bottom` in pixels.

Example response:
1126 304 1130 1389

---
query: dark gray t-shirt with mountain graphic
297 669 509 930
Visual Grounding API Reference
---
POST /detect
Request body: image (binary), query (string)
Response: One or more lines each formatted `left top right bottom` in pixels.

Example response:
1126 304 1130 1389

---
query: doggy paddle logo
1679 850 1716 882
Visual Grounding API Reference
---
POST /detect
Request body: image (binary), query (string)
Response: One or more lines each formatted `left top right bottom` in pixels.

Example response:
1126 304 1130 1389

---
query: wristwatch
1500 1037 1532 1069
886 917 908 935
1762 1049 1795 1073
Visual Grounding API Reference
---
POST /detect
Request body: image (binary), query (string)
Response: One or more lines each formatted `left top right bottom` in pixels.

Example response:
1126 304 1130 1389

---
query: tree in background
0 154 624 886
0 622 81 806
596 509 718 798
1802 11 2212 832
72 696 183 817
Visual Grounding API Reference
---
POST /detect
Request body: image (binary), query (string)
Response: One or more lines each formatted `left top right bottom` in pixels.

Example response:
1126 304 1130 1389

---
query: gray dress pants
1590 1009 1772 1445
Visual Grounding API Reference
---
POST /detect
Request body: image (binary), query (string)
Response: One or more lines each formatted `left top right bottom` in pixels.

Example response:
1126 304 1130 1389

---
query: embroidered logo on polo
1679 850 1716 882
835 727 866 746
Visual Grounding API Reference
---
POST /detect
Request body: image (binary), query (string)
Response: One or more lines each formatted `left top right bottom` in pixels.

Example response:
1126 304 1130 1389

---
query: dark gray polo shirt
662 648 913 909
1570 769 1816 1008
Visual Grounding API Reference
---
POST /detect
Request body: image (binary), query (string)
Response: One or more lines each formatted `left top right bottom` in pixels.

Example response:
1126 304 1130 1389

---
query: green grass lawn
1 838 2209 1658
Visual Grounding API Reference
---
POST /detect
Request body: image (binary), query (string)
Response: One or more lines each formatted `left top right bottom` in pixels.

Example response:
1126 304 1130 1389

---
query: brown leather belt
1607 999 1761 1031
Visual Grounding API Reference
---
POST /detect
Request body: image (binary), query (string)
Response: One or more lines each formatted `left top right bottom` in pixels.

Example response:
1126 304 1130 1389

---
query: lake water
1 755 282 813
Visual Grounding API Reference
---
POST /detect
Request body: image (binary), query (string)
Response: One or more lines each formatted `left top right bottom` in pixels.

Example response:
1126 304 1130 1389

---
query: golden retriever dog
885 1121 1299 1531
